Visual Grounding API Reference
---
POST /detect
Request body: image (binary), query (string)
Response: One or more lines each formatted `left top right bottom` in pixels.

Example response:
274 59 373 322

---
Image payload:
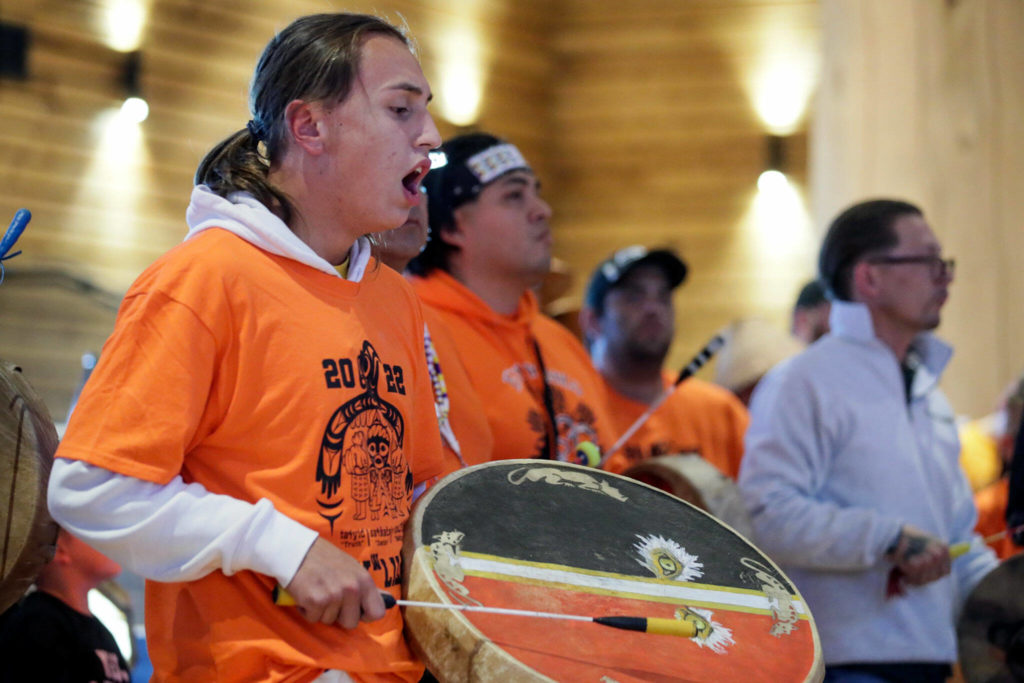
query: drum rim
0 362 59 614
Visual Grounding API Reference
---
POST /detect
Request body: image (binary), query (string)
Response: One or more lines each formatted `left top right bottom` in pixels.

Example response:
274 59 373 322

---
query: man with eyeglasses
738 199 996 683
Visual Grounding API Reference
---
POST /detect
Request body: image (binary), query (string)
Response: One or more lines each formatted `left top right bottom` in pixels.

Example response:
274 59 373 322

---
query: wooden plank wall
8 1 1014 422
0 0 558 420
550 0 819 376
1 0 821 423
812 0 1024 417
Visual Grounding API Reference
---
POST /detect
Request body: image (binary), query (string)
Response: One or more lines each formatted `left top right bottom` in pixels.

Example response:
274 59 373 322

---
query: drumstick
887 524 1023 598
272 586 700 638
597 331 726 466
950 526 1021 556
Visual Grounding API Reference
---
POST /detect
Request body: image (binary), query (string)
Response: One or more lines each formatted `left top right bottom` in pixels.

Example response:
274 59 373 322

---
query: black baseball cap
585 246 688 311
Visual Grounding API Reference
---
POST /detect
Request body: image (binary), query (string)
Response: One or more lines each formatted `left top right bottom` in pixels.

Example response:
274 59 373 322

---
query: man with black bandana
739 199 997 683
407 132 614 463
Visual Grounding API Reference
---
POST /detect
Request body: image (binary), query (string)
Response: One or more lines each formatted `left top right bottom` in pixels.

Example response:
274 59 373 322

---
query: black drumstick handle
672 333 725 386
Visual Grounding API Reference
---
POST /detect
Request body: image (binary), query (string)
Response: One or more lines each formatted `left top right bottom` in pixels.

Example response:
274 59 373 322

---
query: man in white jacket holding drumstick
739 199 996 683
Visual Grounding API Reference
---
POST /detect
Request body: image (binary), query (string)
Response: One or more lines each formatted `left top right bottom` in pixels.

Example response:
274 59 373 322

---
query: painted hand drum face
403 460 824 682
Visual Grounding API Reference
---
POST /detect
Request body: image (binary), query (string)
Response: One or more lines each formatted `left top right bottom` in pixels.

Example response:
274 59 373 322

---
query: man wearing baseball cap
407 133 614 463
579 245 749 478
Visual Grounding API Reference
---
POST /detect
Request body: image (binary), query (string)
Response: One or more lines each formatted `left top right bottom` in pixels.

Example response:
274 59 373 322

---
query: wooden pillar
812 0 1024 417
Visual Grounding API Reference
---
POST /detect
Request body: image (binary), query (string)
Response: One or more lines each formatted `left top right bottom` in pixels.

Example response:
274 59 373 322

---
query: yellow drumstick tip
273 585 296 606
575 441 601 468
644 617 699 638
593 615 699 638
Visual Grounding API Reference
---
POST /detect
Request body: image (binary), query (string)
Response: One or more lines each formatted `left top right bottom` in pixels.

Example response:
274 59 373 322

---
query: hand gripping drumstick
272 586 702 638
886 525 1023 598
594 331 726 468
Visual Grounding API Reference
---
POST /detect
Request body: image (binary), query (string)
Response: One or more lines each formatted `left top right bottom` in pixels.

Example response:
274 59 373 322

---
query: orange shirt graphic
411 271 615 462
601 376 749 479
57 230 443 682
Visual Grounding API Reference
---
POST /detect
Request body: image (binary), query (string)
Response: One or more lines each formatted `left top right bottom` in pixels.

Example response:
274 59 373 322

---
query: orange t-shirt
974 477 1021 560
601 376 749 479
421 305 494 476
411 270 615 462
57 230 443 682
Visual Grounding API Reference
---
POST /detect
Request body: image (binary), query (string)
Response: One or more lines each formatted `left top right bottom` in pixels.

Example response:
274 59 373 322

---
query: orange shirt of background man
412 270 615 463
974 477 1021 560
601 375 749 479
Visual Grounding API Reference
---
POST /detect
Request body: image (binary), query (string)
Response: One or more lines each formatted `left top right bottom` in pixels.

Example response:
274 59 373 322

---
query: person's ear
444 209 472 249
51 531 72 566
578 306 602 346
578 306 600 338
851 261 879 302
283 99 327 155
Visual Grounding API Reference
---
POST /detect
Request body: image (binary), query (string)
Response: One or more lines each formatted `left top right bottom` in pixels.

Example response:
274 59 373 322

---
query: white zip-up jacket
738 300 997 666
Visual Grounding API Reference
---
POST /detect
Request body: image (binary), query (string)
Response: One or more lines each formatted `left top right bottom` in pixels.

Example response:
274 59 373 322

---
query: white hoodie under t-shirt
47 186 372 589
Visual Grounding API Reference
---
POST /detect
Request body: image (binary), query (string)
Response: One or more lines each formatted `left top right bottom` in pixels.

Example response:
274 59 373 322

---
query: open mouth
402 160 431 199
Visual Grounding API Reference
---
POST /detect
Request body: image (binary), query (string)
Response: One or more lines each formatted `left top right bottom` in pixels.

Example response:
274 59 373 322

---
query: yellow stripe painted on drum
453 548 778 597
465 567 789 618
646 617 698 638
429 548 809 620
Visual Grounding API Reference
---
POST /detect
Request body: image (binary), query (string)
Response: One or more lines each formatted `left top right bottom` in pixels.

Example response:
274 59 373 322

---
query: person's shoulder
407 270 461 306
167 228 255 263
533 314 597 367
365 263 418 299
675 377 747 414
134 229 261 293
533 313 585 346
359 265 427 333
768 336 845 379
749 345 831 410
0 593 74 637
677 377 740 403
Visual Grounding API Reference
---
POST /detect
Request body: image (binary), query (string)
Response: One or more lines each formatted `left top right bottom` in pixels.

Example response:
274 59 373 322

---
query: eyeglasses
866 254 955 280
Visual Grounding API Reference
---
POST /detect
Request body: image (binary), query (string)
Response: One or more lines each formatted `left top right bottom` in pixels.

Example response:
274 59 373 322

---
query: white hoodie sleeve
48 458 318 586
